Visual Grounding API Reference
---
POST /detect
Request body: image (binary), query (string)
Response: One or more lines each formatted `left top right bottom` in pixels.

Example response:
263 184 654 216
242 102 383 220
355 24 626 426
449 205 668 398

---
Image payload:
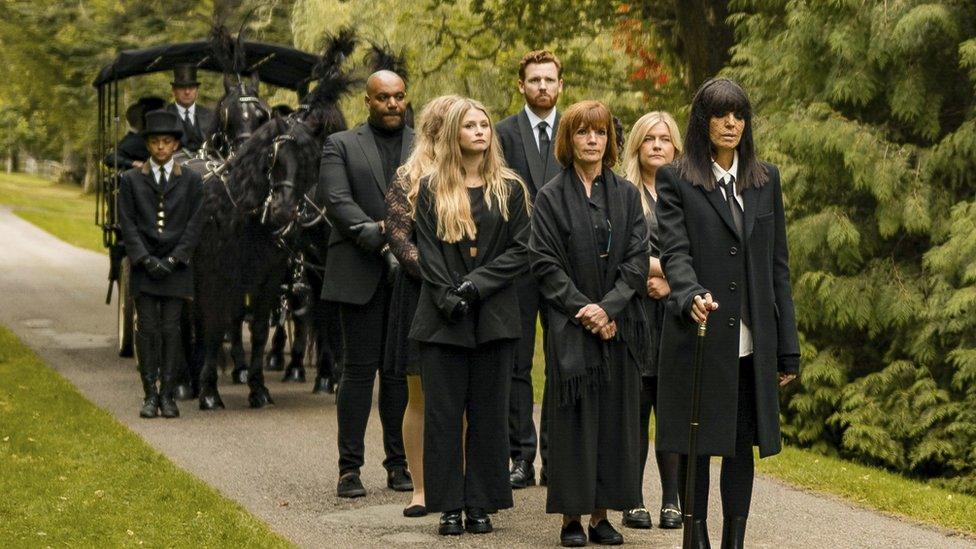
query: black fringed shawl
530 167 651 405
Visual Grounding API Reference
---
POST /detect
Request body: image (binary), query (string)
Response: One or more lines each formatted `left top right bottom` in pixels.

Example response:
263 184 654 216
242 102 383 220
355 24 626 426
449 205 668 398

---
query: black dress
641 186 665 378
384 177 422 376
530 168 650 515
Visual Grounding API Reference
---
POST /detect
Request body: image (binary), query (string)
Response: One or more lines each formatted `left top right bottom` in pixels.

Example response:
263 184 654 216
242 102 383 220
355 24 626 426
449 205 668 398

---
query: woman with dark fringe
655 78 800 548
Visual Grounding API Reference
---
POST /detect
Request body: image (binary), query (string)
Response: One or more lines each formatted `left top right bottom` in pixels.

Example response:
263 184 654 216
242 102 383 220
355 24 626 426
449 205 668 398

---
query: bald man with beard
319 70 416 498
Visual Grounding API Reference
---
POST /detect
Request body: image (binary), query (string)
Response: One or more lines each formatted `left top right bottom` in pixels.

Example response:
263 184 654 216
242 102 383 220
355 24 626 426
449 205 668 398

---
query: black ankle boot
720 516 746 549
690 519 711 549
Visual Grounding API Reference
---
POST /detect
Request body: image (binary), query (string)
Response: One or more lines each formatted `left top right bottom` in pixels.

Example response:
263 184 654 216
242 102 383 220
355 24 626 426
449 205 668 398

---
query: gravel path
1 206 972 548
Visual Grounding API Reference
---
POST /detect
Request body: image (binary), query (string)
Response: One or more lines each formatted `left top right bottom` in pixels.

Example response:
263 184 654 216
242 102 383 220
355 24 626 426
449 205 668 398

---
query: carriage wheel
117 256 135 357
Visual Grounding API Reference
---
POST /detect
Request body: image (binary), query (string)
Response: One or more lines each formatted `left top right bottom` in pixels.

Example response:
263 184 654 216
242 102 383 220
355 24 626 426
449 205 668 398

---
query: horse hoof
173 384 194 401
199 393 225 411
231 367 248 385
282 367 306 383
313 376 337 394
248 386 274 409
266 355 285 371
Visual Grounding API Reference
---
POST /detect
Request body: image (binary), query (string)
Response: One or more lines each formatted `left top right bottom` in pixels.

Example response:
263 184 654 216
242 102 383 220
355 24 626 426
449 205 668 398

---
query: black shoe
159 397 180 418
336 472 366 498
387 467 414 492
560 520 587 547
659 503 682 529
690 519 711 549
464 507 492 534
509 460 535 489
403 504 427 518
588 519 623 545
438 510 464 535
622 507 652 529
139 395 159 418
720 516 746 549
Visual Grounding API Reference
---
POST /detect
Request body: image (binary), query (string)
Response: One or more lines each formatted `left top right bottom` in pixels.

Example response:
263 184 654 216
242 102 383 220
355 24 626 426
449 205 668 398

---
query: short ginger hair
518 50 562 81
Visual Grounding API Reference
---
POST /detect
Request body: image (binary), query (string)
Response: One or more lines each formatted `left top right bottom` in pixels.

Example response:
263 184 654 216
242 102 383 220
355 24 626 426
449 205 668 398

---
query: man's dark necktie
538 121 550 159
722 175 750 328
183 109 193 127
158 169 167 189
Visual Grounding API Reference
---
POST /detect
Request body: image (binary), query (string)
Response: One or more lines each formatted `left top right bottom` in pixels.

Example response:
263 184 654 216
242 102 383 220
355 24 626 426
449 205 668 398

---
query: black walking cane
682 319 708 549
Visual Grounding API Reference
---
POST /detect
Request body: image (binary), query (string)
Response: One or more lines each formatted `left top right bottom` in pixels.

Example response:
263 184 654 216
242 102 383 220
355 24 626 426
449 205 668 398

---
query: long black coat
165 103 214 153
408 179 530 348
496 109 561 198
319 123 414 305
654 163 800 458
118 162 205 298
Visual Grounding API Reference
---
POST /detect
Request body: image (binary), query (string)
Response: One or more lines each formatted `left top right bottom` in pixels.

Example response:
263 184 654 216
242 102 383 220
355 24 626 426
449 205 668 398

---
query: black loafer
403 504 427 518
336 472 366 498
509 459 535 489
589 519 624 545
622 507 652 529
439 510 464 535
659 503 682 529
560 520 587 547
464 507 492 534
387 466 414 492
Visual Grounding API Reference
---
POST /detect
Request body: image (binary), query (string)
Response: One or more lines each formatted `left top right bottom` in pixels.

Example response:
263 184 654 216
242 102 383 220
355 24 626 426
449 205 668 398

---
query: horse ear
223 73 235 93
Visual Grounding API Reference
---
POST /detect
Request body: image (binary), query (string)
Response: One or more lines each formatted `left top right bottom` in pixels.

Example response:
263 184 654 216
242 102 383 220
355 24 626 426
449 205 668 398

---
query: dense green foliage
727 0 976 494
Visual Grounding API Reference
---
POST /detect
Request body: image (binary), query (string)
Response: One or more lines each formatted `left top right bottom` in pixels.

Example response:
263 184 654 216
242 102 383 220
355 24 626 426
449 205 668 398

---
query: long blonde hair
397 95 464 213
623 111 683 215
428 98 526 243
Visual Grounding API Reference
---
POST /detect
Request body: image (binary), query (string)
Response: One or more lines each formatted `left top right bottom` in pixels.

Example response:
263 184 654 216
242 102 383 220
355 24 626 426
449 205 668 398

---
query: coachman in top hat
166 64 213 153
117 109 205 419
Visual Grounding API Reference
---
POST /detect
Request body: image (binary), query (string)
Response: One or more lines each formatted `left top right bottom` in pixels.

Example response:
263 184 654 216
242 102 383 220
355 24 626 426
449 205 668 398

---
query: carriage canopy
93 40 319 91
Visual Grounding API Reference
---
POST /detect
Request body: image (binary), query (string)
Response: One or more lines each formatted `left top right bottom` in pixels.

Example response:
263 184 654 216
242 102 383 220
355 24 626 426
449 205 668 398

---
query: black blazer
166 103 214 152
408 179 530 348
319 123 415 305
496 109 561 198
117 162 205 298
654 163 800 458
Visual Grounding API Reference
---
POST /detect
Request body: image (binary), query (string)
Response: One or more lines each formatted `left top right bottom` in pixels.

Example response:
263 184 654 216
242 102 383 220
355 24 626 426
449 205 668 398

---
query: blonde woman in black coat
655 78 800 548
409 97 530 536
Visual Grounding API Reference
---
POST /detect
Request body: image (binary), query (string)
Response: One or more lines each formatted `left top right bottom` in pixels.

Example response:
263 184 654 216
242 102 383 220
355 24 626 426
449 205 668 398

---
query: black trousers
134 294 184 398
509 273 548 464
421 339 515 513
679 355 757 519
336 283 407 474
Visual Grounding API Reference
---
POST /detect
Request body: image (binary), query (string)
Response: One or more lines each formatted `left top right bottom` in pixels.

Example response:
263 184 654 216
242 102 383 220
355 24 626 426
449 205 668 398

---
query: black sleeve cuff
778 355 800 375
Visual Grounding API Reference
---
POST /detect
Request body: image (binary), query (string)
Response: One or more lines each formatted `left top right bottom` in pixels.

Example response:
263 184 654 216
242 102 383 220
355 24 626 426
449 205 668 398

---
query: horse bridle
214 81 271 155
260 121 329 236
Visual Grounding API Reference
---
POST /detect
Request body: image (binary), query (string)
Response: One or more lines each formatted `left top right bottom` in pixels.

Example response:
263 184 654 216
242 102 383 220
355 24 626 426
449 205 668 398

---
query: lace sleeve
385 177 421 278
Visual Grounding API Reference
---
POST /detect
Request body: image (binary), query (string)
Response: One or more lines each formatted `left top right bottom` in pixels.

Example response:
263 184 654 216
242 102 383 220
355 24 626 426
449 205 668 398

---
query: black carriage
94 40 318 356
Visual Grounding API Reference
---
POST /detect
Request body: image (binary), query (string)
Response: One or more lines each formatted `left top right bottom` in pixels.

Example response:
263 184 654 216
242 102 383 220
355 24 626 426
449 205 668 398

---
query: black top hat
142 109 184 139
171 64 201 87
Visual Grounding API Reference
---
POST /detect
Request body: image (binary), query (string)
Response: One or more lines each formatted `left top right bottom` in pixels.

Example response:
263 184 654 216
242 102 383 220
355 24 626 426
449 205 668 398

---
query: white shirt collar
177 103 196 118
150 158 175 181
711 150 739 191
524 104 556 132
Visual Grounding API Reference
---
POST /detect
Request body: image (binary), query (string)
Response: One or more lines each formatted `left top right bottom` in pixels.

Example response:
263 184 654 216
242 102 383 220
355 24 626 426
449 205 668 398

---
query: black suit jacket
166 103 214 153
118 162 205 298
654 163 800 458
408 179 530 348
496 109 561 198
319 123 415 305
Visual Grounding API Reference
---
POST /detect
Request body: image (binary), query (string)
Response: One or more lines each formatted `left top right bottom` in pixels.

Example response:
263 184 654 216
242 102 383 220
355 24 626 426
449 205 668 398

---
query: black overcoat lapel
742 185 759 241
700 184 740 240
162 162 183 196
517 111 545 192
355 127 387 194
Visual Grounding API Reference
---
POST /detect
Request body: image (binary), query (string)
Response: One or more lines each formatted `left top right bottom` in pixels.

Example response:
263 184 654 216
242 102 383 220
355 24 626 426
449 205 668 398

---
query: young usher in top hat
171 64 201 87
142 110 184 139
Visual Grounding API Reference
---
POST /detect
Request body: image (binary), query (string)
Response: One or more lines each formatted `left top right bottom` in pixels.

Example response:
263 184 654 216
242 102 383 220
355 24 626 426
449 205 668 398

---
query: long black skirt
545 340 642 515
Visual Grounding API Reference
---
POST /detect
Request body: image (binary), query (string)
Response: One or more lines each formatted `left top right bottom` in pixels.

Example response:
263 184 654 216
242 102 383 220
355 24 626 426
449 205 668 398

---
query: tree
727 0 976 493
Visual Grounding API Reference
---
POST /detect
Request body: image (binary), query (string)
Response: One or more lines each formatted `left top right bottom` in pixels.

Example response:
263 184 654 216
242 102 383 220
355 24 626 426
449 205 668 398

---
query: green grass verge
0 325 293 548
0 172 103 253
529 328 976 537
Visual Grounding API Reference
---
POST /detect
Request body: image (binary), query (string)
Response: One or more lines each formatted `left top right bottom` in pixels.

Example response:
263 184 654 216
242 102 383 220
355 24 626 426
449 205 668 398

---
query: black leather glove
448 298 470 322
383 248 400 284
451 279 480 304
349 221 385 251
143 256 173 280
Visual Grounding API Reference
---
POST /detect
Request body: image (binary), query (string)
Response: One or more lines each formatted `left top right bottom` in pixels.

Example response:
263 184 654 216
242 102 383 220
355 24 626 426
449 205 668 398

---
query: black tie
183 109 193 127
721 175 750 328
538 121 550 158
158 169 167 189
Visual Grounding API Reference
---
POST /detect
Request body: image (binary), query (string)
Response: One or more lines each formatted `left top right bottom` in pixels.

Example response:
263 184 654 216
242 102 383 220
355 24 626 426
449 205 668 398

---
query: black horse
194 30 357 409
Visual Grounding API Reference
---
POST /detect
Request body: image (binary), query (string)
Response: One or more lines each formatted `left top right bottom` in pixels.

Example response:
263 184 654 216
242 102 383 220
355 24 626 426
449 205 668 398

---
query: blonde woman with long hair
620 111 684 531
384 95 463 519
408 98 530 536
